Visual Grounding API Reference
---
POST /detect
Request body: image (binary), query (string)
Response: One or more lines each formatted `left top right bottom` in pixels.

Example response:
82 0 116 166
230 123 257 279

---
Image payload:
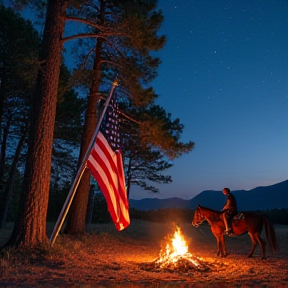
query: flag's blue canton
101 97 121 152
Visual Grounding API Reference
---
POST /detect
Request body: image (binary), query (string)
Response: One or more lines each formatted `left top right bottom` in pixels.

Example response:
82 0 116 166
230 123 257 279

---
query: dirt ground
0 220 288 287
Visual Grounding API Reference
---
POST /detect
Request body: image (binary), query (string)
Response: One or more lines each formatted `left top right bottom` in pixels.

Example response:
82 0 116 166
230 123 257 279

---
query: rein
194 209 210 238
197 225 209 238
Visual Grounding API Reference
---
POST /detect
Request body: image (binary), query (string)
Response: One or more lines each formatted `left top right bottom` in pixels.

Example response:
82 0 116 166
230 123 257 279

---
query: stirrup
225 229 232 235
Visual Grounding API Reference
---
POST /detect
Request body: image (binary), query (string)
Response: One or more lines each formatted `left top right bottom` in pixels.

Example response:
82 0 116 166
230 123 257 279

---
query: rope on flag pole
49 78 118 246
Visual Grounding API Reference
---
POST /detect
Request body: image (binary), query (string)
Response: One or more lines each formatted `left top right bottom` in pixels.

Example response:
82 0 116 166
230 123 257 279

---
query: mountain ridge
129 179 288 211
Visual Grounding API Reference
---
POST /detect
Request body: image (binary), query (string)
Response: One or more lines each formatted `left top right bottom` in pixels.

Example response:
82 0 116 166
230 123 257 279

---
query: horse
192 205 278 260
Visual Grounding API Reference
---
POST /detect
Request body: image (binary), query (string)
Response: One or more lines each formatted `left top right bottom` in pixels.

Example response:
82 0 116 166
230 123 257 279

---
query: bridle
192 207 210 238
193 207 206 227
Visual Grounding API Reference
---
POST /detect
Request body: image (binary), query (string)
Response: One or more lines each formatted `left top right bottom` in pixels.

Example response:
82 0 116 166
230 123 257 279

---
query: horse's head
192 205 205 227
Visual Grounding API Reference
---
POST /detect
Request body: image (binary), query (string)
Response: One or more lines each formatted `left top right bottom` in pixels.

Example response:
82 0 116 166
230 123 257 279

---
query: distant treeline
44 192 288 226
258 208 288 225
129 208 288 225
89 195 288 225
129 208 195 223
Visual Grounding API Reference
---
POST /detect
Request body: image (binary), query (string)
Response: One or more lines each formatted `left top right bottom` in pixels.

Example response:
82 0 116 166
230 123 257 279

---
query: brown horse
192 205 278 259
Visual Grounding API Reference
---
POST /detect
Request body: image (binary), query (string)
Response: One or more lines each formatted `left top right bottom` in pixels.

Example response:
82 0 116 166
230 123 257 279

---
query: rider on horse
222 188 238 235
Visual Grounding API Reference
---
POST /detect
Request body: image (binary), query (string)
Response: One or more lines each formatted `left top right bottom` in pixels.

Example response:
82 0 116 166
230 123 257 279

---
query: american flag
86 96 130 231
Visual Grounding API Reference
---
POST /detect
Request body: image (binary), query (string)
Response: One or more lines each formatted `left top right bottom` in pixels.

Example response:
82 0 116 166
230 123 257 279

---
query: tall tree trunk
65 1 105 234
0 113 11 192
126 155 132 198
0 75 5 142
85 184 95 225
5 0 68 247
65 45 102 234
0 125 27 230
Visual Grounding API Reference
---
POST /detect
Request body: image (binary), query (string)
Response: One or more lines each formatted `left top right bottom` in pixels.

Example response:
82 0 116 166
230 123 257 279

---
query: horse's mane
198 205 222 214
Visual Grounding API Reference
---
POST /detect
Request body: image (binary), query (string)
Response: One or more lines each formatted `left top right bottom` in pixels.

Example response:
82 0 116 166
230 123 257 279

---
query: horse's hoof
261 256 267 260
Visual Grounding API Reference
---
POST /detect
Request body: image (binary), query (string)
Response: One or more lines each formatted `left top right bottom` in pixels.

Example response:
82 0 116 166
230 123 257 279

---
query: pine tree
122 104 194 196
0 5 40 231
65 0 166 234
5 0 69 247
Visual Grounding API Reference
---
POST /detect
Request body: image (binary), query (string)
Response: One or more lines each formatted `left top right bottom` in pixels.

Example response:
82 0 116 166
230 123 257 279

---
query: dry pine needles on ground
0 220 288 287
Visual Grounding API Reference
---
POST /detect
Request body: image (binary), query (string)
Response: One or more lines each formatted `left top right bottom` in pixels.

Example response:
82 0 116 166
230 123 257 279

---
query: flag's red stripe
91 133 119 193
115 152 130 227
95 135 118 175
87 144 119 219
86 132 130 230
116 152 129 208
91 150 118 196
87 161 120 225
87 157 121 226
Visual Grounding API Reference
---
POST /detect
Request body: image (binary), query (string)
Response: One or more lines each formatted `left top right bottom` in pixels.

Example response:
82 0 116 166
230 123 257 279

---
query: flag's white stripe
117 153 129 207
91 135 126 223
88 156 119 219
93 145 118 192
88 153 120 221
115 153 129 225
92 133 118 190
87 131 130 230
95 134 119 188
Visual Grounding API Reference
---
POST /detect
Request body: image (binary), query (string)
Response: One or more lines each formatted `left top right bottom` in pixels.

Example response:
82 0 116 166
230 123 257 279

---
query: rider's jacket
222 192 238 216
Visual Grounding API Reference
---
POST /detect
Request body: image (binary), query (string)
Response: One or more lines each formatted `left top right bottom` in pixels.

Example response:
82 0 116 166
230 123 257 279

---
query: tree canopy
1 0 195 247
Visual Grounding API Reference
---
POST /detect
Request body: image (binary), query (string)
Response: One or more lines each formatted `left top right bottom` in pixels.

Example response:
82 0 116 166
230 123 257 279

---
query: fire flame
156 226 199 267
171 227 188 255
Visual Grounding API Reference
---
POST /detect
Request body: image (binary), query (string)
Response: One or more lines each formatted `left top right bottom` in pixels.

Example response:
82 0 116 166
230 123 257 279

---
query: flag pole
49 78 119 246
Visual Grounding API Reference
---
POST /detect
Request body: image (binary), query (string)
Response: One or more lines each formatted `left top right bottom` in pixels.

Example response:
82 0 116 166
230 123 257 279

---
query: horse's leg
219 233 227 257
247 233 257 258
215 234 227 257
216 236 221 256
254 233 267 260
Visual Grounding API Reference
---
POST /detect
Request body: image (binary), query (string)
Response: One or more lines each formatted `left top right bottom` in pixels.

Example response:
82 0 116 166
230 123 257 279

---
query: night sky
12 0 288 200
130 0 288 200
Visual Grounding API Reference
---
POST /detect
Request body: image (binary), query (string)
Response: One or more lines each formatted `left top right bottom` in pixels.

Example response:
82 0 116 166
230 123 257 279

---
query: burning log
140 227 212 273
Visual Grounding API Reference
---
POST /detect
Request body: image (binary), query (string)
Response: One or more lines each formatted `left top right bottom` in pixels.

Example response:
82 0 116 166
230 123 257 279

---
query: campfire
140 226 210 273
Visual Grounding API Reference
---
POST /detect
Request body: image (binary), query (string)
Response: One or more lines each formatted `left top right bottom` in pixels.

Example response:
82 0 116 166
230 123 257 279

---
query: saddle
233 212 244 221
225 213 244 236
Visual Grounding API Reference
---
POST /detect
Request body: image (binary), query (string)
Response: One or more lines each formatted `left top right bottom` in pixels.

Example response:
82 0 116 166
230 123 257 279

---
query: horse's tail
263 215 278 252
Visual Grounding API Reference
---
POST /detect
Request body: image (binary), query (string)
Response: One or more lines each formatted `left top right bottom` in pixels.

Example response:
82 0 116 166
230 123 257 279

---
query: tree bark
0 113 11 192
5 0 68 247
85 184 95 225
0 123 27 230
65 0 105 234
65 47 102 234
